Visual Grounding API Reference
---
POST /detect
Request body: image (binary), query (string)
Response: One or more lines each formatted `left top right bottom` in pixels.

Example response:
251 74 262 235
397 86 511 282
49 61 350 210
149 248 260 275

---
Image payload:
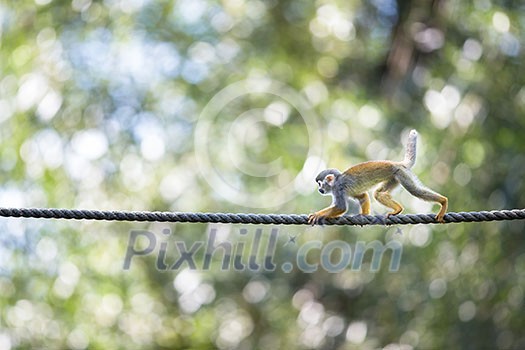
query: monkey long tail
403 129 418 168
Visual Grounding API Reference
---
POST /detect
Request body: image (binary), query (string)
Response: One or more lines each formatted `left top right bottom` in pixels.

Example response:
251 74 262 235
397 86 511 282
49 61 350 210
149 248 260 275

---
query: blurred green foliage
1 0 525 349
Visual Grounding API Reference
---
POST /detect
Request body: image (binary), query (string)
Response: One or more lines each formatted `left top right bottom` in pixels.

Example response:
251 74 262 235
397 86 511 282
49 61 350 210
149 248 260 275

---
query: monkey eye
316 180 322 186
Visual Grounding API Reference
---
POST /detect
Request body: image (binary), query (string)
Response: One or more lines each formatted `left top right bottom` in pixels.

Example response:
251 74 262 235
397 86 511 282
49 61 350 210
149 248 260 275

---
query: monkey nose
318 189 325 194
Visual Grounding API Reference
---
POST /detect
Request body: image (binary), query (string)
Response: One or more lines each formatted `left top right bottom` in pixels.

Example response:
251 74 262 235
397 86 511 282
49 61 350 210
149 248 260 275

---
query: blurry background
1 0 525 349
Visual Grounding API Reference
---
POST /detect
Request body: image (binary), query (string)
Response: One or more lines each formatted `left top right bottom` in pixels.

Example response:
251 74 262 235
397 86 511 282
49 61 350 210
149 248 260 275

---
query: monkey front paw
308 212 325 226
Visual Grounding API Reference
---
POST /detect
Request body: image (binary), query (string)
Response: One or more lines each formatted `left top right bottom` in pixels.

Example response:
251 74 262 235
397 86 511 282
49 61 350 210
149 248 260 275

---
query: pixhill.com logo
123 227 403 273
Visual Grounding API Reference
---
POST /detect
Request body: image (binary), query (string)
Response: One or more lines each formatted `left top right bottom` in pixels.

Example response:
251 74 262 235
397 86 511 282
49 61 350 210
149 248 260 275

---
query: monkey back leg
394 170 448 222
374 178 403 217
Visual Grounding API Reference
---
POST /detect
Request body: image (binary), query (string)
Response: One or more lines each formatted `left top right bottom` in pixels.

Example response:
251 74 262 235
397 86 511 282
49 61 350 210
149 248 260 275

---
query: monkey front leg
308 206 346 225
354 193 371 215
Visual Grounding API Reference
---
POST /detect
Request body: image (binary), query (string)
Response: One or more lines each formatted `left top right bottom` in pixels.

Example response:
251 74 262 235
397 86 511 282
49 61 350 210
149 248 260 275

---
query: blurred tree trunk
382 0 445 96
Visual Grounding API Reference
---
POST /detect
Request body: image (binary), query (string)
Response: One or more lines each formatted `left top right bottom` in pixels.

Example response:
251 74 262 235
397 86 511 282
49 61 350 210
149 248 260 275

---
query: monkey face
317 176 333 195
317 180 329 194
315 169 340 195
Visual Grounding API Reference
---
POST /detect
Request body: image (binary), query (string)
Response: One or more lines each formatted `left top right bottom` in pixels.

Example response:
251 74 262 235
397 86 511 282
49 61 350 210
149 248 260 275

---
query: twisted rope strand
0 207 524 225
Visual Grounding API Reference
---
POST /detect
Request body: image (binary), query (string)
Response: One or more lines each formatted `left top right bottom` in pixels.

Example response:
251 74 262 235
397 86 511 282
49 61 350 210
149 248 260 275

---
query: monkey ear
325 174 335 186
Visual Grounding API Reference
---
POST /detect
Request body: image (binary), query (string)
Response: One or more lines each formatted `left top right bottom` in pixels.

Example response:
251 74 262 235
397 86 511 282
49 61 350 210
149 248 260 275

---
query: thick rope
0 207 524 225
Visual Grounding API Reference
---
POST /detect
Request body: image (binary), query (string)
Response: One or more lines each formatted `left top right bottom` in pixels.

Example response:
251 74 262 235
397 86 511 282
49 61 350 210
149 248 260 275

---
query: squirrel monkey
308 130 448 225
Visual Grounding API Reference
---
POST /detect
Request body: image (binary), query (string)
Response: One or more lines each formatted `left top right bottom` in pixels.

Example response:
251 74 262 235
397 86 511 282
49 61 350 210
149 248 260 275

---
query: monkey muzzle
318 188 325 194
